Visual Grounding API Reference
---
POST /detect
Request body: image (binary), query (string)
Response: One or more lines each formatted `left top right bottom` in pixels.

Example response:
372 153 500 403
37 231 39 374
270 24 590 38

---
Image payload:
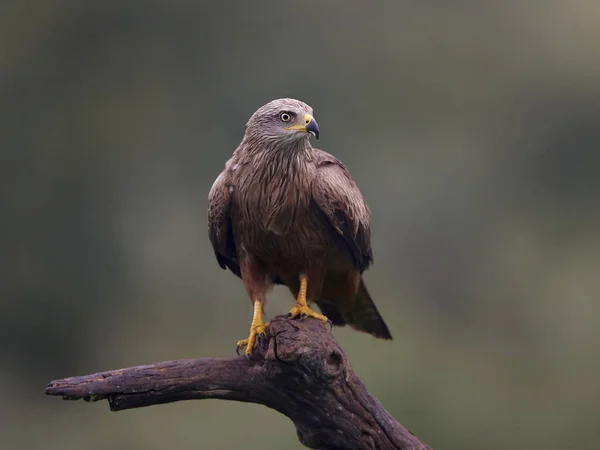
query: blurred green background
2 1 600 449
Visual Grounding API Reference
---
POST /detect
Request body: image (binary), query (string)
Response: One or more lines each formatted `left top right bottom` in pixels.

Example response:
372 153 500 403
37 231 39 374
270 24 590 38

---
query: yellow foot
236 320 269 359
286 303 329 324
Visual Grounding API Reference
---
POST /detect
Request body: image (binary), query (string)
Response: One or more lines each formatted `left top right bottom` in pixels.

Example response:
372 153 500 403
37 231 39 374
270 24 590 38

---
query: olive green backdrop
2 1 599 449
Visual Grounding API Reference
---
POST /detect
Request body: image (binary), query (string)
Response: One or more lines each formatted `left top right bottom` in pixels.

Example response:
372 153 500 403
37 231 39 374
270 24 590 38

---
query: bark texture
45 317 430 450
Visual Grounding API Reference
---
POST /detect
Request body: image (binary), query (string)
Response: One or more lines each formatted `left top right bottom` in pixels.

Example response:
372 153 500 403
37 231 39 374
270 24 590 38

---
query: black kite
208 98 391 357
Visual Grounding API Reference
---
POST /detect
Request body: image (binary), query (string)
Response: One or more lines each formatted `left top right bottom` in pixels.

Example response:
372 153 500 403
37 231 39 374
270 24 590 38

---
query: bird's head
245 98 319 144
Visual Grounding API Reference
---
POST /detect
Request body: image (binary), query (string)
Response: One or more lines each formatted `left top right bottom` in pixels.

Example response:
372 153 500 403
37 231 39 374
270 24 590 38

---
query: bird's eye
280 113 292 122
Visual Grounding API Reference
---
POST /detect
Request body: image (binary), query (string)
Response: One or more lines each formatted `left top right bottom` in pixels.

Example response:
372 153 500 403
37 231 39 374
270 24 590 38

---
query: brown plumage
208 98 391 357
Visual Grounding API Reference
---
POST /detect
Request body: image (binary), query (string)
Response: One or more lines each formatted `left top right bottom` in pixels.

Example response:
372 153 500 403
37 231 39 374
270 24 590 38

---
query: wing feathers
207 170 241 277
312 150 373 272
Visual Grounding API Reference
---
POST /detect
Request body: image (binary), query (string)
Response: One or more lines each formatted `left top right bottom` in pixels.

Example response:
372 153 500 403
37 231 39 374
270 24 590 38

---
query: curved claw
286 303 329 326
326 318 333 330
236 320 268 359
236 338 250 357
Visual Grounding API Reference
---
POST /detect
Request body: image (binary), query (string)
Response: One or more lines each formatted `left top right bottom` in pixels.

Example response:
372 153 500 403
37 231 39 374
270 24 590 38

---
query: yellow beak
285 114 320 139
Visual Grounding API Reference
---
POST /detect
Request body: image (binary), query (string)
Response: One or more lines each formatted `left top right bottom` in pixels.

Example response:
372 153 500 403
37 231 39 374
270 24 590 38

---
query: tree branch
45 317 430 450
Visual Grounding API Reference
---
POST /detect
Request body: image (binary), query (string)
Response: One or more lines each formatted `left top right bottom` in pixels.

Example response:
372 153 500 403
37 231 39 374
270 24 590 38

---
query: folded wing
207 170 241 278
311 149 373 272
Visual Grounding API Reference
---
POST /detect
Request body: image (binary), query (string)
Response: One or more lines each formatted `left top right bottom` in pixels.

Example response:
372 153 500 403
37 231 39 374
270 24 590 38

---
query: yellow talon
286 274 329 324
236 301 267 358
287 303 328 323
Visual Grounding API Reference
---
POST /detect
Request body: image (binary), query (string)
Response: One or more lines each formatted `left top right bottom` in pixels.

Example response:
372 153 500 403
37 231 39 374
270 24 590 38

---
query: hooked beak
285 114 320 139
305 117 320 139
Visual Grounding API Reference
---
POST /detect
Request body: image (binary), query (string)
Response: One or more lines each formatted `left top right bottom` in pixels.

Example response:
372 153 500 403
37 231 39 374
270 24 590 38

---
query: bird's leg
236 299 268 359
286 274 329 324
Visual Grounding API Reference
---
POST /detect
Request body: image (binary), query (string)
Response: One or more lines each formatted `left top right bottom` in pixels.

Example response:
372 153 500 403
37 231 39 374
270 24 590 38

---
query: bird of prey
208 98 392 357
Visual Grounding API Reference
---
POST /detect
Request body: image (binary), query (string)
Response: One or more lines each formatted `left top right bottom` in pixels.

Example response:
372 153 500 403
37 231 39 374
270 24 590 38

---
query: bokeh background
2 1 600 449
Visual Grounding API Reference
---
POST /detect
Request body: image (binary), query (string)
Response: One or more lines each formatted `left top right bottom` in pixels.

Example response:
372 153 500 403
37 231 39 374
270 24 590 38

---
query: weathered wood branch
45 317 430 450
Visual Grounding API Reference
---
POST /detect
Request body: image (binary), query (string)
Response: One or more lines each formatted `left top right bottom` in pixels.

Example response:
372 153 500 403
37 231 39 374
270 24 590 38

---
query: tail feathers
316 279 392 340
